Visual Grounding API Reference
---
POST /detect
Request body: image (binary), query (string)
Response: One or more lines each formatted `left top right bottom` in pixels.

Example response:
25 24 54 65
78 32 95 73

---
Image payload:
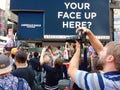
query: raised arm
40 47 47 65
76 27 103 54
68 40 81 82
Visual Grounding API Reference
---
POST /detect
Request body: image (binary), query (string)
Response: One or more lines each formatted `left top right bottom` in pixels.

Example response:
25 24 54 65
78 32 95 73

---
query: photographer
68 27 120 90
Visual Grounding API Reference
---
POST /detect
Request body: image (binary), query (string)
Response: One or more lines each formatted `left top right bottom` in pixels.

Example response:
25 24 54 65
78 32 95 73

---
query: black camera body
66 30 86 43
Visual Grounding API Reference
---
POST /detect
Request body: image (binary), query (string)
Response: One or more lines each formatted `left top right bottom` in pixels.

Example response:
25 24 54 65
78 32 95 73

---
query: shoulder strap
97 73 104 90
18 78 23 90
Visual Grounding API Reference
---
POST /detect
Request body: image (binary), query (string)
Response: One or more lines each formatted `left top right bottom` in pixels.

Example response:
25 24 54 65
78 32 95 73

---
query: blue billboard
10 0 110 39
18 12 44 39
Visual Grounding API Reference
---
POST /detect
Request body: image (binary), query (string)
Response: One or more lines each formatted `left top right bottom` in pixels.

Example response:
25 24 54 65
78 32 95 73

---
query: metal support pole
110 6 114 41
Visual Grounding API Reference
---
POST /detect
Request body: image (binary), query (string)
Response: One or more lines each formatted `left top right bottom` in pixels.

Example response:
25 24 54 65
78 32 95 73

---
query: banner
18 12 44 39
10 0 110 38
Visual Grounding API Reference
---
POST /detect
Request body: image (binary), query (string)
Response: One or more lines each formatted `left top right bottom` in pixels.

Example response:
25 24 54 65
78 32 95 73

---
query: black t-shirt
11 67 35 89
29 57 41 71
43 63 63 86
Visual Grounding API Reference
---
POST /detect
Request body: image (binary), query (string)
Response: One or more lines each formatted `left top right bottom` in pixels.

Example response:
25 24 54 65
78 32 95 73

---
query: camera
66 30 86 43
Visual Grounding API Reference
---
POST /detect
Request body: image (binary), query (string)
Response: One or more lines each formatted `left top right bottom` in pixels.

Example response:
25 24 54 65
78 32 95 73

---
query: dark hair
11 54 15 59
34 52 38 58
45 46 52 52
88 42 91 45
54 58 63 69
15 51 27 63
57 46 61 50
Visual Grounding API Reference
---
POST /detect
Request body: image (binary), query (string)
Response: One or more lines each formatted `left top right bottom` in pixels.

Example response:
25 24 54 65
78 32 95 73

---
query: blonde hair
43 54 51 64
105 41 120 70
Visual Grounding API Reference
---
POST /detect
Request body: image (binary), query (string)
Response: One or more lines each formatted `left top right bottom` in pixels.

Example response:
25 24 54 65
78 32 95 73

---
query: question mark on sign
88 22 92 28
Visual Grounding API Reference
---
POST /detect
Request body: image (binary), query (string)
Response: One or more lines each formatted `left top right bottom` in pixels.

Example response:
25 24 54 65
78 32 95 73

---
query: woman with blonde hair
40 47 63 90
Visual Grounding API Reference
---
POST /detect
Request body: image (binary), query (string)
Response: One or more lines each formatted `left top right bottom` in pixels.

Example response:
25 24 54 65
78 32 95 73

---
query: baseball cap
11 48 18 55
0 55 12 75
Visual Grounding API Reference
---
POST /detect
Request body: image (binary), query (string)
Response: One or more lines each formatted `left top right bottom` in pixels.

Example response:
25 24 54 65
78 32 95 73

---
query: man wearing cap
0 55 31 90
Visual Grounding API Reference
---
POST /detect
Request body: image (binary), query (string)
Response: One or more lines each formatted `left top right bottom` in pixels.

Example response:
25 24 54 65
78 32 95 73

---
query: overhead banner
10 0 110 38
18 12 44 40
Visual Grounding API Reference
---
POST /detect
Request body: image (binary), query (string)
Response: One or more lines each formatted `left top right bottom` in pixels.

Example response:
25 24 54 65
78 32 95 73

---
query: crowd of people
0 42 74 90
0 27 120 90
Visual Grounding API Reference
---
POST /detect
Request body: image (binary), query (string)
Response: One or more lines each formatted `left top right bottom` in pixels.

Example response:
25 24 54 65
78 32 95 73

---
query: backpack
17 78 24 90
0 78 23 90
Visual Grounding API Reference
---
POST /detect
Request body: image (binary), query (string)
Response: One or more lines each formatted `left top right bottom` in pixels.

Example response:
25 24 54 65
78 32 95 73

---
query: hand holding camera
76 27 89 34
75 27 87 44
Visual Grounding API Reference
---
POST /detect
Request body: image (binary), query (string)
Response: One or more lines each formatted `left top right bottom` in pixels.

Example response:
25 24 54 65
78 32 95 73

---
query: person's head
98 41 120 71
18 46 24 51
34 52 38 58
30 52 32 55
45 46 52 53
43 53 52 65
14 51 27 64
4 51 11 57
0 55 12 75
56 46 61 50
54 58 63 69
11 48 18 59
87 42 91 47
65 42 69 48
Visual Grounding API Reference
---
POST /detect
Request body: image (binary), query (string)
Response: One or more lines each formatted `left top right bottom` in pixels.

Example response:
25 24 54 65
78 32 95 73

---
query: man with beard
68 27 120 90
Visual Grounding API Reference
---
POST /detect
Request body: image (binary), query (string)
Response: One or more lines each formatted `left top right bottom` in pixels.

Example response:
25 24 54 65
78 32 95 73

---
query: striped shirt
76 70 120 90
